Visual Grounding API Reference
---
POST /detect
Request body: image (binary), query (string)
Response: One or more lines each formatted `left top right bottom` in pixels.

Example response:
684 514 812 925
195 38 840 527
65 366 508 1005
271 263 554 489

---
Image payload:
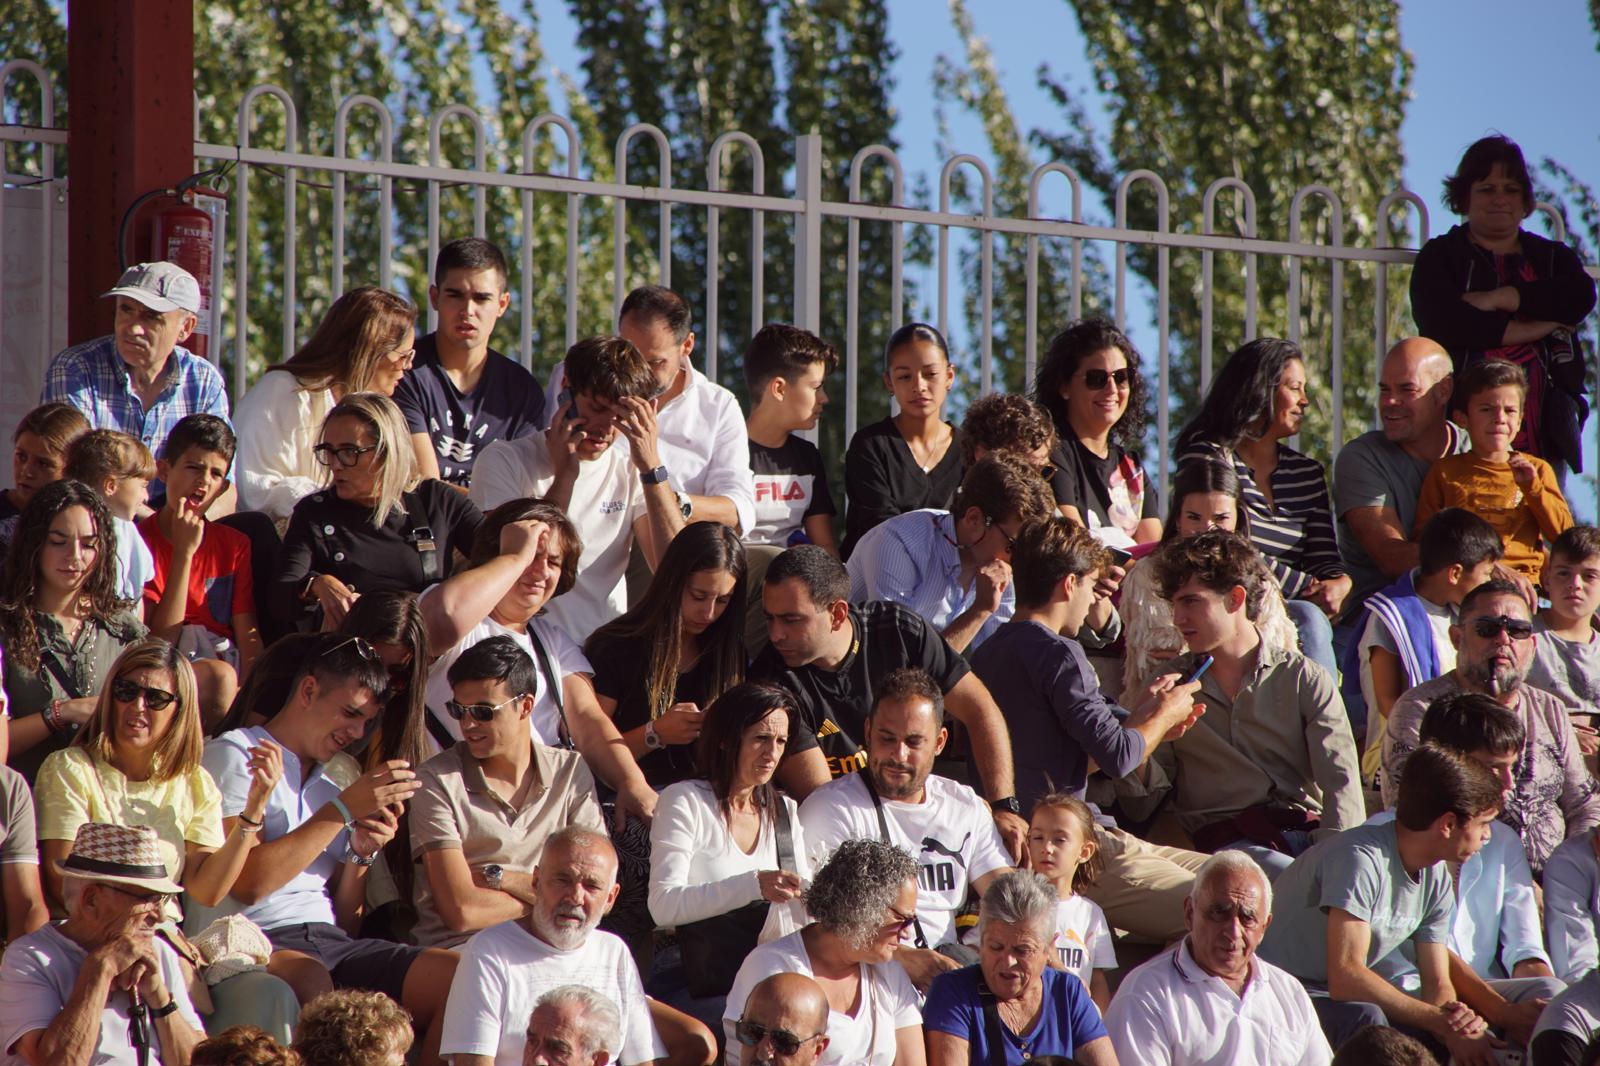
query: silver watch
483 863 504 890
644 721 663 750
674 490 693 519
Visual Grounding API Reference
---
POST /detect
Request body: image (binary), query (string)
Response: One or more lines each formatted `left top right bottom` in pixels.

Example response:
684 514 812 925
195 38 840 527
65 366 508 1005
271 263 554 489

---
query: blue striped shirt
41 336 231 461
1179 440 1345 598
846 508 1013 650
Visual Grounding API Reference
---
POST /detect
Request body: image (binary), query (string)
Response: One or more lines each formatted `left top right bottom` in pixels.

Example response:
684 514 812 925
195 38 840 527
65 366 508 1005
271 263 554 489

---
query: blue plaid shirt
41 335 231 459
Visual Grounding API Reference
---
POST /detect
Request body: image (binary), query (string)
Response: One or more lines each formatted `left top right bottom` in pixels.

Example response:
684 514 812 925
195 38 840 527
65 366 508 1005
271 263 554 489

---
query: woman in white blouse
723 838 927 1066
233 286 416 525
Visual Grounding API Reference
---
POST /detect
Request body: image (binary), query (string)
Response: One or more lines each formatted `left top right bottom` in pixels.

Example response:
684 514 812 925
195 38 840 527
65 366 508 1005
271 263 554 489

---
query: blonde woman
234 287 417 524
273 392 482 629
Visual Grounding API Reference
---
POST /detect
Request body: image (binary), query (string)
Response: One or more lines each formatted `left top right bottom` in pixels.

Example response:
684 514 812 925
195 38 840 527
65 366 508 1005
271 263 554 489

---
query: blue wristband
329 796 354 827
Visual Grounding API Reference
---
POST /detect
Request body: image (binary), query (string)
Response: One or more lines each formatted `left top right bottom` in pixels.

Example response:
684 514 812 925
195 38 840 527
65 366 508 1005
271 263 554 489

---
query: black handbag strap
862 772 929 950
975 971 1008 1066
400 490 440 584
39 648 83 700
526 623 574 751
773 793 795 872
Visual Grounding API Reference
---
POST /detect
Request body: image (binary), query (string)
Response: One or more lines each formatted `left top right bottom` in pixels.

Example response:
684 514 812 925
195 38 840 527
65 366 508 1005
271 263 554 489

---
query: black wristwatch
640 465 671 486
990 796 1022 817
148 997 180 1018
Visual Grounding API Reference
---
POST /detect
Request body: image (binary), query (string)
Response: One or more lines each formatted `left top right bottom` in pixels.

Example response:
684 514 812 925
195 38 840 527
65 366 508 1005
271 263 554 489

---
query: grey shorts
265 921 421 1002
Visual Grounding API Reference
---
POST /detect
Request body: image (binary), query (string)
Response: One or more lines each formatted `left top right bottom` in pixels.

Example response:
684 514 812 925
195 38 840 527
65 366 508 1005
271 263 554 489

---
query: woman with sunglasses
1033 318 1161 546
235 287 418 526
273 392 482 631
1 480 147 782
1118 456 1297 707
723 838 925 1066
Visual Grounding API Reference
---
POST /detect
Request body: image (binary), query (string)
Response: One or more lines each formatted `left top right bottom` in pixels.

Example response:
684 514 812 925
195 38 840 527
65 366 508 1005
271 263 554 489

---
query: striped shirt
41 336 231 461
1179 440 1344 598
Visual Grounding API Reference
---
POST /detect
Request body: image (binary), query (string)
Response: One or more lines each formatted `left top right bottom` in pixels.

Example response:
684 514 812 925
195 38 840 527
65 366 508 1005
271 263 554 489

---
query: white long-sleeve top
648 778 810 937
233 369 336 525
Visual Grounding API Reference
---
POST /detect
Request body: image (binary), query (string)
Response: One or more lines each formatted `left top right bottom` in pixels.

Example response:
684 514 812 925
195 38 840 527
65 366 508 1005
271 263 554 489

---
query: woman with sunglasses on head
33 637 302 1042
723 838 925 1066
1033 318 1161 547
1 480 148 781
235 287 419 526
273 392 482 632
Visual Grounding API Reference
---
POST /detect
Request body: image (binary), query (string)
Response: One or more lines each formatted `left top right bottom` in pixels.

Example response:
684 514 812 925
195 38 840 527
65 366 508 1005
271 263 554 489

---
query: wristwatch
483 864 505 890
674 490 694 519
640 465 671 486
990 796 1022 817
643 721 663 750
148 997 180 1019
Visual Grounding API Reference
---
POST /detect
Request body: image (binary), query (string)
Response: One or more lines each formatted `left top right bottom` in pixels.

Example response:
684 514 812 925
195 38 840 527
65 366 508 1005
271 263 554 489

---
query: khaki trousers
1081 825 1209 943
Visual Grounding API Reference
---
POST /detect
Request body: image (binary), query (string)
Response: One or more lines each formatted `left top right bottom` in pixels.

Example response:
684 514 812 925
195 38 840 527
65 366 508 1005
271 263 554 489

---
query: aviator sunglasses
734 1020 826 1058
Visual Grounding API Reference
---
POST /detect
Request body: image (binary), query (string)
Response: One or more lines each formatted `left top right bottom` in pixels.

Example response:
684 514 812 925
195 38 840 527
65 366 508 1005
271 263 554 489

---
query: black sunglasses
312 442 379 468
983 513 1016 550
1471 615 1535 641
734 1020 825 1058
445 694 524 723
110 677 178 711
1081 368 1131 390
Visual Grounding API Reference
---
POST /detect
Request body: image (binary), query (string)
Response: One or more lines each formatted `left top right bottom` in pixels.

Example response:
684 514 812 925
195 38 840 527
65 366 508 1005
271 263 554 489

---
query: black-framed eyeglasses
1471 615 1535 641
110 677 178 711
734 1019 826 1058
102 883 175 909
312 442 379 468
1081 367 1131 390
983 514 1016 551
446 694 524 723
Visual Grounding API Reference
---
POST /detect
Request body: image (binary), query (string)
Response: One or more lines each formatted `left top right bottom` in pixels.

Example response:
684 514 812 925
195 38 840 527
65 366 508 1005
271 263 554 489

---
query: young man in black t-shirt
751 544 1027 858
394 238 547 489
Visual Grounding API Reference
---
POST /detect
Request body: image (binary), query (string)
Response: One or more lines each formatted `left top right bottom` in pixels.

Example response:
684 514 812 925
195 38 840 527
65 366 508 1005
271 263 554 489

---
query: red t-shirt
138 514 255 639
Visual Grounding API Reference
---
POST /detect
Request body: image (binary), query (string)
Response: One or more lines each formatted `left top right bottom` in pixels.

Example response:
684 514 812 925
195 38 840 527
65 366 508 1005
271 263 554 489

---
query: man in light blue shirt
1365 693 1560 1001
846 451 1054 653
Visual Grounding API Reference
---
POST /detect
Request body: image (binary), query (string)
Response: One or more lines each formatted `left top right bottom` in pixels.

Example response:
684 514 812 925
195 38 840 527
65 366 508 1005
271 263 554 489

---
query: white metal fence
5 58 1598 499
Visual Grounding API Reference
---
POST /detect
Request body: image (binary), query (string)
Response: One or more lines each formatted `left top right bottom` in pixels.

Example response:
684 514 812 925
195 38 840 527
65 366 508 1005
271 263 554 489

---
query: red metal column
66 0 194 345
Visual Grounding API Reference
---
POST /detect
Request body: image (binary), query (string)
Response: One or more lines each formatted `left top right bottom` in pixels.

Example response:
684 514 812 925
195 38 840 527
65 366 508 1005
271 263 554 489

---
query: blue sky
533 0 1600 514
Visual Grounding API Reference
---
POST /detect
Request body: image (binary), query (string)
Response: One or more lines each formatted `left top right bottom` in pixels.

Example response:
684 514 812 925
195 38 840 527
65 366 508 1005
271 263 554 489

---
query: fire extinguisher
151 194 216 359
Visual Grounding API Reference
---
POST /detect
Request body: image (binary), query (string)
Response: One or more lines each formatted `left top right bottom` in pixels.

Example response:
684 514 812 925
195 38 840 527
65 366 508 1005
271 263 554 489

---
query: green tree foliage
1023 0 1414 471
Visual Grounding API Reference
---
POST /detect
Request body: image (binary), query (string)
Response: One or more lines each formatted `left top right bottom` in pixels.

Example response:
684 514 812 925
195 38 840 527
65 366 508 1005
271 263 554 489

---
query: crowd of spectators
2 132 1599 1066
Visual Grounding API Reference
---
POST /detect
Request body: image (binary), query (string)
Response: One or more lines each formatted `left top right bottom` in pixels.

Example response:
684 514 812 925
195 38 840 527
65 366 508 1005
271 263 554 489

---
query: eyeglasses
881 905 917 933
313 442 379 468
110 677 178 711
734 1020 826 1058
983 514 1016 551
1081 368 1131 390
322 635 383 665
383 347 417 369
1037 464 1056 481
1471 615 1535 641
446 694 524 723
102 883 175 909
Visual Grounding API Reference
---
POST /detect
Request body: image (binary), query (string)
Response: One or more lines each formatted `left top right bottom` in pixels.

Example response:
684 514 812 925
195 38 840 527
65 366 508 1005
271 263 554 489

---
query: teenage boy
742 323 840 555
395 238 547 490
471 335 687 642
1415 358 1573 583
1531 525 1600 714
1259 745 1545 1058
1115 531 1365 878
202 634 458 1066
140 414 264 677
410 636 606 949
847 451 1055 653
970 516 1207 942
1342 507 1503 780
1365 695 1558 998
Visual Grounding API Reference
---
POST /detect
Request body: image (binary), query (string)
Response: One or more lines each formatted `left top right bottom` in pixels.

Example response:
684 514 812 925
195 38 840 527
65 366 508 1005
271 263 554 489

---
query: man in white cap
42 261 233 510
0 822 205 1066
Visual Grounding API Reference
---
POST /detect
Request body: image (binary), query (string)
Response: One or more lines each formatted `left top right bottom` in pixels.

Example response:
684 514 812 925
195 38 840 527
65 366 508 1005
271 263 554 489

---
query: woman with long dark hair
1 480 147 780
1174 337 1347 681
1033 318 1159 546
585 522 749 788
235 287 418 523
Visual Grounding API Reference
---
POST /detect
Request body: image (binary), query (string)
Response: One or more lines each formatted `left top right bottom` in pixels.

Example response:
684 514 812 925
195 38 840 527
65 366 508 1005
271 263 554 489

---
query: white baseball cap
102 261 202 315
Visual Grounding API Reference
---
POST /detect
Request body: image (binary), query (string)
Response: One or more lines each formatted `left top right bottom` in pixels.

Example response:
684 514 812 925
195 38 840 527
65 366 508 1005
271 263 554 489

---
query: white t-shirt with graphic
798 772 1012 947
1049 895 1116 991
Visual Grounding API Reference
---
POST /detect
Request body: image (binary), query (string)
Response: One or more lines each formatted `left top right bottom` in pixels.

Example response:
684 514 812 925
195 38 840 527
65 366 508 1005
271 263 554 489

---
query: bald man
730 974 830 1066
1333 337 1467 617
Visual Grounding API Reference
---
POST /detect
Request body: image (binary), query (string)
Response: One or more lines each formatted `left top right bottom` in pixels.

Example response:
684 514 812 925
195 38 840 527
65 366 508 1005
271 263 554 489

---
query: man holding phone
1114 530 1366 879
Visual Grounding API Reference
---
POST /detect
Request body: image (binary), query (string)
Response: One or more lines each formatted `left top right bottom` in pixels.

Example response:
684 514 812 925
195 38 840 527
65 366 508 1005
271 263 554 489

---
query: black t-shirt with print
749 601 971 778
585 628 716 789
1048 437 1158 535
746 435 837 547
392 333 548 486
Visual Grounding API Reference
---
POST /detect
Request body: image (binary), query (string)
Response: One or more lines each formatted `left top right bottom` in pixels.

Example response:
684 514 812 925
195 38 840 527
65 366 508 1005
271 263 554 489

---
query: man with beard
439 827 698 1066
797 668 1014 993
1382 578 1600 875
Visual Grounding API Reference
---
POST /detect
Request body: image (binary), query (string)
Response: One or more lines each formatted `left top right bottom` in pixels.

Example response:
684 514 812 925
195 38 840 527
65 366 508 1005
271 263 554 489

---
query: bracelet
349 849 379 868
237 812 263 828
45 699 63 735
148 997 179 1019
235 822 261 835
328 796 354 827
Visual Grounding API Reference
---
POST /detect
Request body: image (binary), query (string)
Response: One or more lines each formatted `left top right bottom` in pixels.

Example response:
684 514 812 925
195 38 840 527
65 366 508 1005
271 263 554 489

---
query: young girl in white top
1028 793 1116 1014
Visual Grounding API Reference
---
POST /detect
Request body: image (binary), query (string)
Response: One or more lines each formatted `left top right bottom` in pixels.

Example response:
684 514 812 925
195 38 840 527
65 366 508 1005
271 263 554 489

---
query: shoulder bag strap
975 972 1008 1066
526 623 575 751
862 772 929 950
773 794 795 872
400 490 440 584
39 647 83 700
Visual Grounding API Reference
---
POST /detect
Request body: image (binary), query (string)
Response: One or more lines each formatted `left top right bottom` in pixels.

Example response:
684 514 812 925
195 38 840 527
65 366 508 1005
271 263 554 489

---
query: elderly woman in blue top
925 870 1116 1066
845 452 1057 654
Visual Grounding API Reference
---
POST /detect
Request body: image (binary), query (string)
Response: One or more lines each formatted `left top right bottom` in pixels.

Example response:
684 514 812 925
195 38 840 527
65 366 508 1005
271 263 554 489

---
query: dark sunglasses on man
445 694 525 723
734 1019 826 1058
1471 615 1535 641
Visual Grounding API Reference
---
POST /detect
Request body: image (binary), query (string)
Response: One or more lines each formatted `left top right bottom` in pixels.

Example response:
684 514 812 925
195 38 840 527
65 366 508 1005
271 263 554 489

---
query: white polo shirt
469 431 646 644
544 362 755 534
1103 938 1332 1066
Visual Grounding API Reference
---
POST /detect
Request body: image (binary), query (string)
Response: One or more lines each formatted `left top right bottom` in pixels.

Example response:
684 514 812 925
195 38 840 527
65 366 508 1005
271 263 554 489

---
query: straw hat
56 823 183 895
